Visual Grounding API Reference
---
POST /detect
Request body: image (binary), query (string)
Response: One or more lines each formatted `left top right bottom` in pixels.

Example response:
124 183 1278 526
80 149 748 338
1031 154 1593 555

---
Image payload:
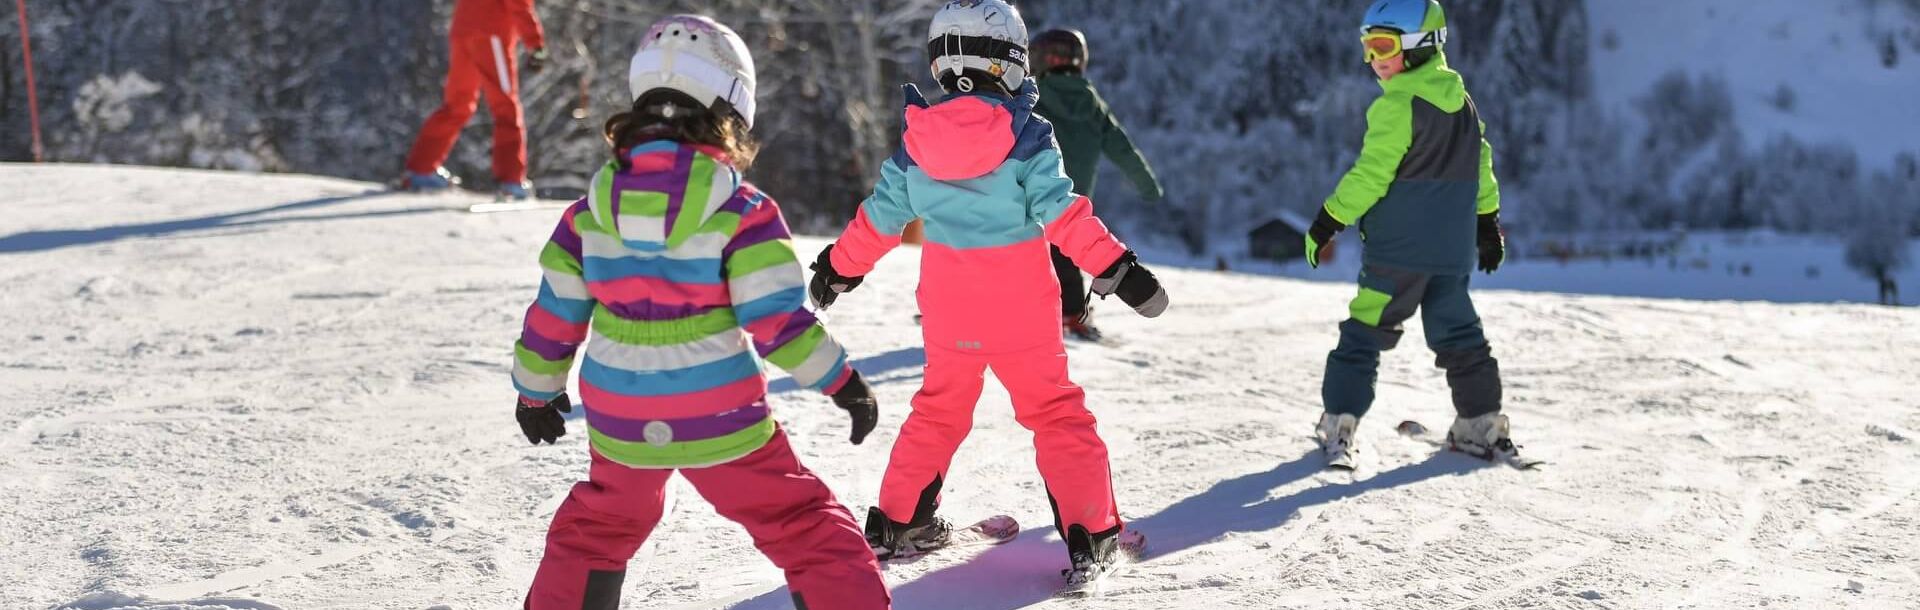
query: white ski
1397 419 1546 470
876 514 1020 562
468 200 575 214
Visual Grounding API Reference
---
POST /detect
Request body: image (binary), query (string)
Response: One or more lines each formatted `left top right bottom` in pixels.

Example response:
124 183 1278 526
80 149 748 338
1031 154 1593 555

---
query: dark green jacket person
1030 28 1163 340
1034 73 1164 201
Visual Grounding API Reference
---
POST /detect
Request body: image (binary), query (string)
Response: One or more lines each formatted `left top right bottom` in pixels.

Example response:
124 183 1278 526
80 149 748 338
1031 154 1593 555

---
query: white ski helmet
628 15 758 128
927 0 1030 94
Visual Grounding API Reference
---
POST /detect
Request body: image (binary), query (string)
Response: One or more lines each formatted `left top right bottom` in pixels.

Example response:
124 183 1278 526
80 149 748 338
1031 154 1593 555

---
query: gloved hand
1305 207 1345 269
1090 251 1169 318
808 244 864 310
1476 212 1505 274
829 371 879 445
515 393 572 445
526 47 550 75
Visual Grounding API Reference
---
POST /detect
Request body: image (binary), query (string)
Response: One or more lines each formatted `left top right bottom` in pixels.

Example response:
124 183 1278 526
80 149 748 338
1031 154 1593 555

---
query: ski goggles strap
927 34 1030 68
1361 27 1447 62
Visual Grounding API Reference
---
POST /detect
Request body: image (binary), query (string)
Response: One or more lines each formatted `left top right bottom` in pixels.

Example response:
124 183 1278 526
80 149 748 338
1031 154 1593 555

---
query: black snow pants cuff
1052 245 1087 317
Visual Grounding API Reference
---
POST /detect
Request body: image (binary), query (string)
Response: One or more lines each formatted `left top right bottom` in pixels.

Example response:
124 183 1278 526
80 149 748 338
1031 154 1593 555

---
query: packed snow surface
3 165 1917 609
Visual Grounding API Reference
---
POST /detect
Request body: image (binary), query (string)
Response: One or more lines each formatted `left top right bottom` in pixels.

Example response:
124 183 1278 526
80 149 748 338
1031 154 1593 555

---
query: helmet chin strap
941 31 961 81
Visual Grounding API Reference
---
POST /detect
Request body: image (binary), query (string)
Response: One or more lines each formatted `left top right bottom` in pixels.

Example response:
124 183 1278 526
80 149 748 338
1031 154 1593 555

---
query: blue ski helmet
1362 0 1446 35
1361 0 1448 69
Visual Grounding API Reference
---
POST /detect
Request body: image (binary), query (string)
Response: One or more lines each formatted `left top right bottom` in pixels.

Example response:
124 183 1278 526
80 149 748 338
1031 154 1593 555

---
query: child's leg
525 452 672 610
405 36 485 176
683 429 890 610
478 37 527 184
1419 274 1501 418
991 346 1120 537
1322 264 1431 418
876 348 988 525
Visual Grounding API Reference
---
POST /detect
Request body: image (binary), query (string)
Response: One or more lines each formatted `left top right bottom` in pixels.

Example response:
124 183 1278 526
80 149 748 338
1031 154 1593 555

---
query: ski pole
14 0 43 162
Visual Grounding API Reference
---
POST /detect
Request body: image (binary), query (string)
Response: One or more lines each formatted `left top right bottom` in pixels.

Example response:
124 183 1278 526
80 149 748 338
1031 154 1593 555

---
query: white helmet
927 0 1029 94
628 15 758 128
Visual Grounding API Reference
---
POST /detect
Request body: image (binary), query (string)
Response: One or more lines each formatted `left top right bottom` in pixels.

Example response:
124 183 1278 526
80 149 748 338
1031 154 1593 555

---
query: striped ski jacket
513 141 854 468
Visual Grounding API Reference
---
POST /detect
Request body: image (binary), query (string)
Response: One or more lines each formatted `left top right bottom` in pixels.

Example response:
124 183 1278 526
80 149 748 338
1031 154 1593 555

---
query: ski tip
1395 420 1427 436
1507 457 1548 470
972 514 1021 541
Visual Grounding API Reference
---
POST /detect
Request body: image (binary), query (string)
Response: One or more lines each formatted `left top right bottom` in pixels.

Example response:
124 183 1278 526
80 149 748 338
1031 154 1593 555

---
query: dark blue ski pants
1322 264 1502 419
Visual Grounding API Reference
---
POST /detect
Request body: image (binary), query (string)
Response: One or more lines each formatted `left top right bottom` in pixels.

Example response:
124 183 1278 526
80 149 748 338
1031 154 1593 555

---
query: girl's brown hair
603 95 759 172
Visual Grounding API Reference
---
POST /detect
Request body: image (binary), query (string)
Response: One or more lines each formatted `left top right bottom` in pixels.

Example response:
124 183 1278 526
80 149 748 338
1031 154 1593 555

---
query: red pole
15 0 43 162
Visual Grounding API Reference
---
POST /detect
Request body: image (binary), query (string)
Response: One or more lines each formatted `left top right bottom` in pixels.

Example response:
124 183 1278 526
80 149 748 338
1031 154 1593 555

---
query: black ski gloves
808 244 864 311
516 393 572 445
1477 212 1505 274
526 48 550 75
1305 207 1345 269
830 371 879 445
1091 251 1169 318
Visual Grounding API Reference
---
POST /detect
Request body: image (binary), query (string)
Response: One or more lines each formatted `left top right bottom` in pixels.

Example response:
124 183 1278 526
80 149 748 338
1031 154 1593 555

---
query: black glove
1090 251 1169 318
515 393 572 445
1476 212 1505 274
1305 207 1346 269
526 47 550 75
808 244 864 310
830 371 879 445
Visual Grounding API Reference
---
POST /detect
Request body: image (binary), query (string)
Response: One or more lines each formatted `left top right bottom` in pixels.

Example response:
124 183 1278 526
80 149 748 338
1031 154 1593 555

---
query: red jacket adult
405 0 546 186
452 0 544 49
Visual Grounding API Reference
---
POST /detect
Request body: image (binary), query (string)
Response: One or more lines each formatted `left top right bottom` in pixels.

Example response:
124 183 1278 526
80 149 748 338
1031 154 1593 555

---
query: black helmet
1032 28 1088 76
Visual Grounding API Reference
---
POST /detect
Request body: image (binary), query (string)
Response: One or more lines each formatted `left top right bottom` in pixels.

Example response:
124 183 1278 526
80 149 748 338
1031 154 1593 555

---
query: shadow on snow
0 190 446 254
728 449 1488 609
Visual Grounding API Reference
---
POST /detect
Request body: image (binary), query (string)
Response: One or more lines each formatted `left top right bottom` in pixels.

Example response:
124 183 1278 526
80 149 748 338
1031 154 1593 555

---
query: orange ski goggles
1361 28 1446 63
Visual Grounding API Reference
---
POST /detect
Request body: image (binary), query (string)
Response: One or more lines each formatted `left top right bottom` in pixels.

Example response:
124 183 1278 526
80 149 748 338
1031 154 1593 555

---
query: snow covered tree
1845 201 1912 305
0 0 1899 245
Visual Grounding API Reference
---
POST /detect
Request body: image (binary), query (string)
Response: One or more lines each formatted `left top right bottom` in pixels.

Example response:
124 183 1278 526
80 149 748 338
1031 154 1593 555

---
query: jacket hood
589 139 741 251
1381 51 1466 111
901 79 1040 181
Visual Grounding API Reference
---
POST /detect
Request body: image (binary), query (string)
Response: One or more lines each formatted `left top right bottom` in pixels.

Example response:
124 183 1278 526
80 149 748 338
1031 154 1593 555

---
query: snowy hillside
1588 0 1920 168
3 165 1918 610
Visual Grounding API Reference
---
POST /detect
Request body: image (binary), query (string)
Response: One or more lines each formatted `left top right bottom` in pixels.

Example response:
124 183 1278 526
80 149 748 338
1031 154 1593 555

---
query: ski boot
497 179 534 202
400 167 456 192
1316 412 1362 469
864 506 953 561
1061 524 1144 593
1445 413 1516 459
1064 308 1104 342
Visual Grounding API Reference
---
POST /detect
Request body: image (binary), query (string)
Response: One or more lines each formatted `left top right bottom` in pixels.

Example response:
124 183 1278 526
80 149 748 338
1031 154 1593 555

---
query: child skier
510 15 890 610
1305 0 1518 467
807 0 1170 588
1030 28 1165 342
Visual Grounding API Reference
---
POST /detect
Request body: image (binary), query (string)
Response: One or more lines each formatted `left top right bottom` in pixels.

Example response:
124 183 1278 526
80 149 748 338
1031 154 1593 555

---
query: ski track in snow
2 165 1918 609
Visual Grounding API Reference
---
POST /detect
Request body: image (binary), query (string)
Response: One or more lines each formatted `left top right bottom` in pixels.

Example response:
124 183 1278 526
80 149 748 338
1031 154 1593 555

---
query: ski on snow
390 179 584 213
1395 420 1546 470
874 514 1020 563
467 200 575 214
467 186 585 213
1324 443 1364 472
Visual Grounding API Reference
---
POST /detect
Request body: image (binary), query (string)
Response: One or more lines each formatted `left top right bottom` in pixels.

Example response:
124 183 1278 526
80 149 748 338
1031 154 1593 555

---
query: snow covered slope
3 165 1918 610
1588 0 1920 167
